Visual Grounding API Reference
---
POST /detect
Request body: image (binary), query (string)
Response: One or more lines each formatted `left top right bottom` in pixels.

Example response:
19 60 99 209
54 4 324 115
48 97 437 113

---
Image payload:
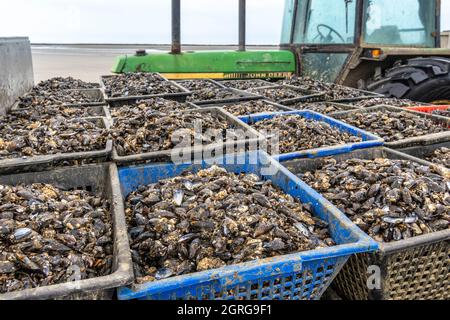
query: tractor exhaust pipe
171 0 181 54
238 0 246 51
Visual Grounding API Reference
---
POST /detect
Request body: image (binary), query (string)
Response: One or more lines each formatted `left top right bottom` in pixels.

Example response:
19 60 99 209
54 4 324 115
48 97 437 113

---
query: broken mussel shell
125 166 334 284
300 158 450 243
0 183 112 294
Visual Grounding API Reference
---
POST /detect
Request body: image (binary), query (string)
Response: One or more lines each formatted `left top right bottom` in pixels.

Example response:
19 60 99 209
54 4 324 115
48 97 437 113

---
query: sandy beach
31 44 276 83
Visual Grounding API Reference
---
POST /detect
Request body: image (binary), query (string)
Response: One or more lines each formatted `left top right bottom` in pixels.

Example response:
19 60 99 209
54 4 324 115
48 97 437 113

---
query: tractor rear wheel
367 57 450 103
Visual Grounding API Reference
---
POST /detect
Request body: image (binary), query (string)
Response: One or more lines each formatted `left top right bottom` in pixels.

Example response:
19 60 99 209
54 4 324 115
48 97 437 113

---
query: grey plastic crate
0 163 133 300
0 117 113 175
101 73 192 107
281 147 450 300
332 105 450 149
111 107 264 166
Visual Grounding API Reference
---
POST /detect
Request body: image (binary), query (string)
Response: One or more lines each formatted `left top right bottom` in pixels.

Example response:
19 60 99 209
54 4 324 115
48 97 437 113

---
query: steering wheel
315 24 345 43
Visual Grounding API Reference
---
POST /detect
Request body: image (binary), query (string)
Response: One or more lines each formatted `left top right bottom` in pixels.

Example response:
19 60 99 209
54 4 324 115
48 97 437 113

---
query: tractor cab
281 0 441 85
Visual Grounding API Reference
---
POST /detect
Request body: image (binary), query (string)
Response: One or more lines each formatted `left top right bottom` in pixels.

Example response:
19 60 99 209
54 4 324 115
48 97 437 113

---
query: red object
406 105 450 114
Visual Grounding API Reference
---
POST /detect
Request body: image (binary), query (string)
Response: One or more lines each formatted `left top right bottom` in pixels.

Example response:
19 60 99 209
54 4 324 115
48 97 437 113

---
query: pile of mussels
125 166 334 283
0 115 109 159
221 80 272 90
0 184 112 294
337 110 447 142
251 114 362 154
426 148 450 168
16 78 101 109
222 100 283 117
300 158 450 242
280 77 367 100
111 101 232 156
249 86 304 103
103 73 181 98
289 102 355 115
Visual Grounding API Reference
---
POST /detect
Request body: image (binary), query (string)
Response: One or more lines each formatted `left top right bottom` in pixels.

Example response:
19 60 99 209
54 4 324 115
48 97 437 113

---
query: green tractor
112 0 450 103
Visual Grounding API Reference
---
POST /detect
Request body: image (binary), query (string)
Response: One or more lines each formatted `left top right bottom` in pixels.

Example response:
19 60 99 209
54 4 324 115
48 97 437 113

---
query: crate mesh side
385 241 449 300
138 257 347 300
332 253 370 300
333 240 449 300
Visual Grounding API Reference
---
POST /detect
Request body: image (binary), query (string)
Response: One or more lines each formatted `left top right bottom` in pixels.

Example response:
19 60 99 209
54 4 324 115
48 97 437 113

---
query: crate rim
0 163 134 300
116 150 379 300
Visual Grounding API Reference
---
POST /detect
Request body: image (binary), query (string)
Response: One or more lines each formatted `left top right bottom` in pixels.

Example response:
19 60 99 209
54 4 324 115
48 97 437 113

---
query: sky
1 0 450 45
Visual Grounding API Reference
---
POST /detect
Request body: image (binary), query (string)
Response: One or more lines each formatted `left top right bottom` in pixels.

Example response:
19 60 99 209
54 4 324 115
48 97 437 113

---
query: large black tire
367 57 450 103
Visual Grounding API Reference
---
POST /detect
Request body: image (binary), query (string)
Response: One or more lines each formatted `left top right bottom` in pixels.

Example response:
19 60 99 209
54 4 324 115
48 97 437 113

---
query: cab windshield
293 0 357 44
363 0 436 47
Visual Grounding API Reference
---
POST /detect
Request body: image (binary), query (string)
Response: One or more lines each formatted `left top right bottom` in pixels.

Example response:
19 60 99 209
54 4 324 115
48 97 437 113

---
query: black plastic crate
0 163 133 300
281 147 450 300
0 117 113 175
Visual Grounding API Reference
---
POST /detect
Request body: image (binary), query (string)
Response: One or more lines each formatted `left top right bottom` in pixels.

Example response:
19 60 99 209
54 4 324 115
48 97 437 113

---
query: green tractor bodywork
113 0 450 102
112 50 296 80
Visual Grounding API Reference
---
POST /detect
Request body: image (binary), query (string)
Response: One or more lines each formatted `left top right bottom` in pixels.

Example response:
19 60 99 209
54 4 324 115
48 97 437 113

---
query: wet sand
32 44 276 83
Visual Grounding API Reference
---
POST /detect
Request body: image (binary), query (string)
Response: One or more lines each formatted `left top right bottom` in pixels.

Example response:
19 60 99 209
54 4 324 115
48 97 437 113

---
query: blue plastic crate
238 110 384 162
117 151 378 300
